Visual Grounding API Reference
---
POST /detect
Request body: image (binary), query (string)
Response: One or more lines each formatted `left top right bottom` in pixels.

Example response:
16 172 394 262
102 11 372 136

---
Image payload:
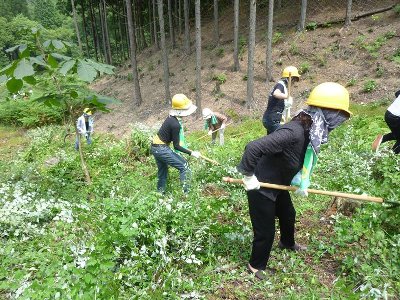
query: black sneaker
278 241 307 251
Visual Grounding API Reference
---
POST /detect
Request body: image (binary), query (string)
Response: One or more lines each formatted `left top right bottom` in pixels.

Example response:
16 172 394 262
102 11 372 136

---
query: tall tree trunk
184 0 190 54
112 5 120 63
195 0 202 115
125 0 143 106
103 0 113 64
233 0 240 71
88 0 99 61
345 0 352 26
213 0 219 46
168 0 176 48
71 0 83 55
80 0 90 57
298 0 307 31
137 0 147 49
118 1 127 61
157 0 171 104
124 2 131 57
246 0 256 108
149 0 154 45
152 0 159 49
178 0 182 36
99 1 108 63
266 0 274 82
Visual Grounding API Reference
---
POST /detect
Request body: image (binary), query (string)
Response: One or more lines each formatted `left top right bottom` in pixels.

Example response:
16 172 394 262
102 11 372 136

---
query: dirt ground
90 6 400 138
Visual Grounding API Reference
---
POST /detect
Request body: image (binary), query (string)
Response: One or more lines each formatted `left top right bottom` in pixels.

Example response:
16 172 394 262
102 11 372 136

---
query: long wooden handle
222 177 384 203
187 148 220 165
196 122 232 141
285 73 292 123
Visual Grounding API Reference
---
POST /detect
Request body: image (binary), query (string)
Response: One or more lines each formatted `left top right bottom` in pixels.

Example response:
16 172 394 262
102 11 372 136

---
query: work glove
295 188 308 197
242 175 260 191
284 96 293 108
85 133 89 139
191 151 201 158
208 130 213 136
220 123 226 130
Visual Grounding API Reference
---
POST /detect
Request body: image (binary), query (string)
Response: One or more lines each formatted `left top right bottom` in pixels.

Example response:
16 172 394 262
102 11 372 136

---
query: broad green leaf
86 59 114 75
14 59 35 79
30 56 47 67
69 90 79 98
52 40 65 49
43 40 51 48
51 53 72 61
6 78 23 93
59 60 76 75
23 76 36 85
47 54 58 68
77 61 97 83
5 44 21 53
0 62 17 76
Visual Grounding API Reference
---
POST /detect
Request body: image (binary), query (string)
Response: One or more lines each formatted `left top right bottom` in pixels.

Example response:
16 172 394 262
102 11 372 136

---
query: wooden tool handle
222 177 384 203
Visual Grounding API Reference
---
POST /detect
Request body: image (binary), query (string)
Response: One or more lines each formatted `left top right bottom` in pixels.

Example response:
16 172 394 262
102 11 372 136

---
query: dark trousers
382 110 400 154
262 111 281 134
247 190 296 270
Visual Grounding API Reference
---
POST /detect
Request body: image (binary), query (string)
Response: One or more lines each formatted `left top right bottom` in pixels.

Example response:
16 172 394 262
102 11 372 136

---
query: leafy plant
212 73 227 95
363 80 377 93
395 4 400 14
272 32 283 44
305 21 318 31
289 43 300 55
346 78 357 87
238 36 247 60
299 62 310 74
216 47 225 57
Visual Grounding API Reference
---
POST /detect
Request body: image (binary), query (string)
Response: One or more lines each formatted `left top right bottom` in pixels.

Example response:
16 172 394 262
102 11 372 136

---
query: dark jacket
237 120 309 201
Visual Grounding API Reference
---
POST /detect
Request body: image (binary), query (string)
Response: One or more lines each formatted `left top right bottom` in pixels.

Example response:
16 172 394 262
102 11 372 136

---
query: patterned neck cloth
176 117 188 149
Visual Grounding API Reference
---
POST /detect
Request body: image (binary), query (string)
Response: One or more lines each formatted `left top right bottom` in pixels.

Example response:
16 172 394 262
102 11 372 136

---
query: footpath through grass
0 103 399 299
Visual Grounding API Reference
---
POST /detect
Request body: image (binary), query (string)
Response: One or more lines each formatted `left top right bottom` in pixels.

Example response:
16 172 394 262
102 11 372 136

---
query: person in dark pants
372 89 400 154
151 94 201 194
262 66 300 134
238 82 351 280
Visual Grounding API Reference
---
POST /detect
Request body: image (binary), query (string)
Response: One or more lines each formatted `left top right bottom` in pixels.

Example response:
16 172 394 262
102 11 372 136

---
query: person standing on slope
151 94 201 194
262 66 300 134
202 108 228 146
75 108 94 151
238 82 351 280
372 89 400 154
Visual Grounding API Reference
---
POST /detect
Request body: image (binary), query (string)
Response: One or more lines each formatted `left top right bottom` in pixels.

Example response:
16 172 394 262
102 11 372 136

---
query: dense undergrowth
0 102 399 299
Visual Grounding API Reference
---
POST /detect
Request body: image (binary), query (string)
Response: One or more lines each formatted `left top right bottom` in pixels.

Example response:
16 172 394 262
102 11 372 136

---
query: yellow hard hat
83 108 92 116
282 66 300 78
306 82 352 115
172 94 192 110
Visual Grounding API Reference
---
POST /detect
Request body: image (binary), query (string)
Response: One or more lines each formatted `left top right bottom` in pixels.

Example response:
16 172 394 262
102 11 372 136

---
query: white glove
242 175 260 191
220 123 226 130
284 96 293 108
85 133 89 138
207 130 213 136
295 188 308 197
191 151 201 158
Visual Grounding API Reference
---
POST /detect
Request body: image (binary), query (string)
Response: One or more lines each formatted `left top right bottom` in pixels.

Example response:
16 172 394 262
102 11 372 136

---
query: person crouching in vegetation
75 108 94 151
237 82 351 280
202 108 228 146
151 94 201 194
262 66 300 134
372 89 400 154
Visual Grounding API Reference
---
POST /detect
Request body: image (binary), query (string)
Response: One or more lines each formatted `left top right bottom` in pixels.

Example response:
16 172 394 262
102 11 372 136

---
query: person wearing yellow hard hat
262 66 300 134
202 108 228 145
236 82 351 281
372 89 400 154
75 108 94 150
151 94 201 194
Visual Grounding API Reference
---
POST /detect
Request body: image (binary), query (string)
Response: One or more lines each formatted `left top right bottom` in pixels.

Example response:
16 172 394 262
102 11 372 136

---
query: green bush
305 21 318 31
216 47 225 57
212 73 227 84
299 62 310 74
272 32 283 44
363 80 377 93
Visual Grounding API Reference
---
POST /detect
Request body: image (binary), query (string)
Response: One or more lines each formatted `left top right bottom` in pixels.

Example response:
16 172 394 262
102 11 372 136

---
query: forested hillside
0 0 400 299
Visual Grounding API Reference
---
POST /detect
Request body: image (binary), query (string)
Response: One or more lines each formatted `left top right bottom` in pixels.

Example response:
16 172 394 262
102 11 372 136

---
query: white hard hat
202 108 212 119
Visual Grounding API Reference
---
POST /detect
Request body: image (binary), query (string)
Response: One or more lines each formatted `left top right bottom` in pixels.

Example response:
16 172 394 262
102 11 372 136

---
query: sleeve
215 112 228 123
76 117 85 134
171 122 191 155
274 82 285 94
237 128 293 176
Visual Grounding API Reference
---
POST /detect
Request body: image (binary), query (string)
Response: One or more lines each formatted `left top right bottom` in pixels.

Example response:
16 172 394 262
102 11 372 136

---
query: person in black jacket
151 94 201 194
238 82 351 280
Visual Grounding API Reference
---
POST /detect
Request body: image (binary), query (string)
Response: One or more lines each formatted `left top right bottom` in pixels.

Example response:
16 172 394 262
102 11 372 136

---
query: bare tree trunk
345 0 352 27
184 0 190 55
298 0 307 31
71 0 83 55
101 0 113 64
246 0 256 108
125 0 143 106
99 1 109 63
276 0 281 9
195 0 202 115
152 0 159 49
118 2 128 61
149 0 154 45
168 0 176 48
80 0 90 57
233 0 240 71
124 2 131 57
178 0 182 36
137 0 148 49
157 0 171 104
213 0 219 46
266 0 274 82
88 0 99 61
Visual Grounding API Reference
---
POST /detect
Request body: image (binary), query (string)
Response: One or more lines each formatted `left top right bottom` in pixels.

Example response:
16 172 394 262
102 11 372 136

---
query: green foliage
346 78 357 87
0 0 28 20
272 32 283 44
395 4 400 14
216 47 225 57
356 32 394 58
212 73 227 84
305 21 318 31
33 0 63 29
299 62 310 74
375 64 384 78
289 43 300 55
392 48 400 64
238 36 247 60
363 80 377 93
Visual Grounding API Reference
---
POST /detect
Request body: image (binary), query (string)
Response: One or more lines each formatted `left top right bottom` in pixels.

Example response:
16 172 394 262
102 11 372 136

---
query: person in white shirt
372 89 400 154
75 108 94 150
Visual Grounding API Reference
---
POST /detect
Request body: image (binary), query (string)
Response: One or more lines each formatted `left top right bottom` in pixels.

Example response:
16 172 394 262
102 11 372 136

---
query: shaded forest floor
91 6 400 137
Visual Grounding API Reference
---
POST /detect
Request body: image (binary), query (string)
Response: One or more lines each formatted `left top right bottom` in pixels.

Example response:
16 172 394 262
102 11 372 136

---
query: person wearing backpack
262 66 300 134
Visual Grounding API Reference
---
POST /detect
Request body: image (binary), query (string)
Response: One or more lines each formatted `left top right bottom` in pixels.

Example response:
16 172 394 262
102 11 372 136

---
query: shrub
395 4 400 14
363 80 377 93
289 43 300 55
299 62 310 74
272 32 283 44
216 47 224 57
346 78 357 87
305 21 318 31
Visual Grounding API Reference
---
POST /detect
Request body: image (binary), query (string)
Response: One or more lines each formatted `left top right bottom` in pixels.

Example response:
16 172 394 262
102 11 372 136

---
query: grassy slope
0 103 399 299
